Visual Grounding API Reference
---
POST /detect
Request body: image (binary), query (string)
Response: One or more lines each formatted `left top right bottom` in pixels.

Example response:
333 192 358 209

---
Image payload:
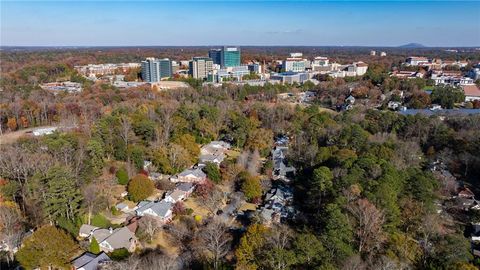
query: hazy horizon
1 1 480 47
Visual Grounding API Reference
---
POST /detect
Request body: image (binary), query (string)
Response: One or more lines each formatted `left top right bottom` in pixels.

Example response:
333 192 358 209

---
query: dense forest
0 48 479 270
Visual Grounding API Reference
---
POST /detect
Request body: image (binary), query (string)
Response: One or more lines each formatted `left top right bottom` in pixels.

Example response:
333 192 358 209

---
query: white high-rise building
283 58 306 72
189 57 214 80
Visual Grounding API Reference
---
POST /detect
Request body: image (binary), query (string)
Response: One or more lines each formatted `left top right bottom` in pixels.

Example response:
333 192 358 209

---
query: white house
406 56 429 66
32 127 58 136
164 189 189 203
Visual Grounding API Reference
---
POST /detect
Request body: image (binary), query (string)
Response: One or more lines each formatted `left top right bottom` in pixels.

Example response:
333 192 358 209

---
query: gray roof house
271 147 296 181
91 227 137 253
199 141 230 165
199 153 226 165
72 252 110 270
176 182 195 193
165 189 188 203
171 168 206 183
79 224 99 238
135 200 173 223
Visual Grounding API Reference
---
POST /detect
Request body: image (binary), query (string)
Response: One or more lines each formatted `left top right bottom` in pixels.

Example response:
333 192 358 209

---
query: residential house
474 248 480 257
164 182 195 204
345 95 355 104
115 202 131 213
455 188 478 211
164 189 189 203
135 200 173 223
272 146 296 182
387 101 402 110
171 167 207 184
79 224 99 238
260 185 296 224
90 226 138 253
462 84 480 102
406 56 429 66
459 187 475 199
72 252 110 270
32 127 58 136
259 208 280 226
472 223 480 242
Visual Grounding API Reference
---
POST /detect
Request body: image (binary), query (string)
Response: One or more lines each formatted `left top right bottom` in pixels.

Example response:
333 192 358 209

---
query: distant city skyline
1 1 479 47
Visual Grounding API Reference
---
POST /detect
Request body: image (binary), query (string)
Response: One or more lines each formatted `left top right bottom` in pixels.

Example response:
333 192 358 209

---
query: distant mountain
398 43 426 48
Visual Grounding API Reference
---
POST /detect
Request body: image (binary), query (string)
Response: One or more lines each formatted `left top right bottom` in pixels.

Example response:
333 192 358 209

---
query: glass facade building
222 46 241 67
208 49 222 66
141 58 172 82
208 46 241 68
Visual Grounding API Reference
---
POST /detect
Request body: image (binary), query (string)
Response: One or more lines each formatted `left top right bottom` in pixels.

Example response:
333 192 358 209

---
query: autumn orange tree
127 174 154 202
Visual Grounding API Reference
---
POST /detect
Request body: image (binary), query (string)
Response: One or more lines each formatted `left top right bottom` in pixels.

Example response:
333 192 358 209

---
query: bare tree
156 102 179 146
236 151 249 170
138 251 182 270
82 184 99 225
164 217 196 251
0 145 54 208
197 218 232 270
119 116 133 149
200 187 224 215
247 149 261 176
0 204 24 265
347 198 385 256
342 255 367 270
266 224 293 250
138 216 161 243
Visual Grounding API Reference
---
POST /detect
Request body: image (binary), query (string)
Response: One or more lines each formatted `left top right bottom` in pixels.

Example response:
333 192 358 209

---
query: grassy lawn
226 149 241 159
183 197 211 218
144 230 179 256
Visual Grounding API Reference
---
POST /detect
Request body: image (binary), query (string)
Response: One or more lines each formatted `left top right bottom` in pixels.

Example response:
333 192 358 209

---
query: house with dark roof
271 146 296 182
72 252 110 270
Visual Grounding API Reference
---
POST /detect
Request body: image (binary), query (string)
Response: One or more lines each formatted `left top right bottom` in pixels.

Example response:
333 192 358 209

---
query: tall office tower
189 57 214 80
222 46 241 67
141 58 172 82
208 46 241 68
208 49 222 66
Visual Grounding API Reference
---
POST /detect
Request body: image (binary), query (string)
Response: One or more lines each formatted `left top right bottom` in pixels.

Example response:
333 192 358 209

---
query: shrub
109 166 117 174
109 248 130 261
172 201 186 215
89 237 100 254
56 216 81 237
194 215 202 223
202 162 222 184
116 167 129 185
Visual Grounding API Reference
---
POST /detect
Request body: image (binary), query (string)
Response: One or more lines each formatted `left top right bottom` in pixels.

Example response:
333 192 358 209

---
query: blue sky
1 1 479 46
